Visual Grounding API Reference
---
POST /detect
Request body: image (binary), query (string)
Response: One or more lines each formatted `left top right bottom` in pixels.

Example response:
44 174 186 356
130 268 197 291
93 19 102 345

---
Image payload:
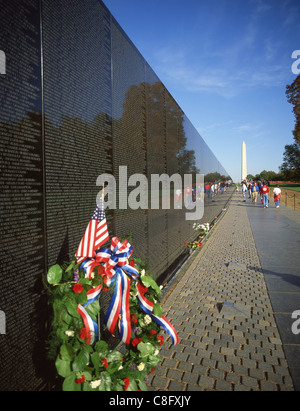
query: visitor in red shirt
261 182 270 208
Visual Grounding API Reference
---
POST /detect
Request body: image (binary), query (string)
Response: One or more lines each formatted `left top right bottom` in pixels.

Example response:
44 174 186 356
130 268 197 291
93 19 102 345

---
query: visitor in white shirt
273 185 281 208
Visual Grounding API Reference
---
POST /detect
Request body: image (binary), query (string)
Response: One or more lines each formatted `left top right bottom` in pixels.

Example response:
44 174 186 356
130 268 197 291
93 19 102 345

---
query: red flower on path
123 377 130 391
73 283 84 294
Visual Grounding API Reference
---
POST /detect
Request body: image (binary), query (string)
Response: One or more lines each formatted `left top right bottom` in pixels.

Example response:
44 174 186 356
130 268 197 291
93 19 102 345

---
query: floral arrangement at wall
46 200 178 391
184 222 210 249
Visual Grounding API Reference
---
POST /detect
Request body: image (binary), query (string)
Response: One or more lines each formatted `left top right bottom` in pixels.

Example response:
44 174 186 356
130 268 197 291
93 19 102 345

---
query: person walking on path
242 180 247 202
273 184 281 208
251 181 259 203
211 182 215 200
205 182 211 199
247 181 252 199
261 182 270 208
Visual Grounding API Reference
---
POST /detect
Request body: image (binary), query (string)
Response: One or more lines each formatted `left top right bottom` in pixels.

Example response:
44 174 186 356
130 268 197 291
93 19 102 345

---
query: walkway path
148 191 299 391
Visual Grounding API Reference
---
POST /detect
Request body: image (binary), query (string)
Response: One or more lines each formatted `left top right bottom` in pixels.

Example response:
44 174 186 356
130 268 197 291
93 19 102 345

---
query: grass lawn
270 183 300 192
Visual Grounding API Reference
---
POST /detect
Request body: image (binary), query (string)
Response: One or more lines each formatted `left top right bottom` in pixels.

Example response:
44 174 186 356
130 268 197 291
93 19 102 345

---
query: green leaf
47 264 63 285
62 373 81 391
137 342 153 356
72 350 90 372
62 311 73 325
91 352 101 371
141 276 161 294
76 290 87 305
66 299 80 319
126 379 138 391
65 260 76 273
153 302 162 317
106 350 123 363
138 380 148 391
114 382 124 391
55 356 71 378
101 372 112 391
82 371 92 381
60 343 74 361
85 300 100 321
78 278 91 285
95 340 108 355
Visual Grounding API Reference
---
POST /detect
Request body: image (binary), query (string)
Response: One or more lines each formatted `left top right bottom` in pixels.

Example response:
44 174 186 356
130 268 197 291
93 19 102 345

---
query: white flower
144 315 152 325
65 330 74 337
154 349 159 356
90 379 102 389
140 269 145 277
137 362 145 371
118 365 123 371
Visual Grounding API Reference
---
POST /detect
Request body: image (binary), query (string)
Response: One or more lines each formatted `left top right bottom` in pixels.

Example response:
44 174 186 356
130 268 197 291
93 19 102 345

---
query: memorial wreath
46 200 178 391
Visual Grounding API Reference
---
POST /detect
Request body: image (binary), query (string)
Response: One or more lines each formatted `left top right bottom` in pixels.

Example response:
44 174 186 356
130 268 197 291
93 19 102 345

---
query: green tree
280 143 300 181
282 75 300 180
286 75 300 145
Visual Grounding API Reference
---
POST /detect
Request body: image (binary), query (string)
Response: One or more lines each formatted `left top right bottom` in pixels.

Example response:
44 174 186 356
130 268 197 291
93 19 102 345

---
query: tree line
277 75 300 181
249 75 300 182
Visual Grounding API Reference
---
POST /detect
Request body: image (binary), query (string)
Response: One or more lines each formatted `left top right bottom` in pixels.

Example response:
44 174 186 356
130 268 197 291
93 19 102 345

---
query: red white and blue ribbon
136 282 179 345
77 304 99 345
76 237 179 346
105 269 131 344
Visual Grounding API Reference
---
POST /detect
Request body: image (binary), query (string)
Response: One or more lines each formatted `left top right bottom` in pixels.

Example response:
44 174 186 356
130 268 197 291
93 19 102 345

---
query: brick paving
148 191 295 391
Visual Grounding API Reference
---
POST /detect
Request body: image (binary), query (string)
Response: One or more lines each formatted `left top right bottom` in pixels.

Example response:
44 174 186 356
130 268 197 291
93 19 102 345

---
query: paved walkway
148 190 299 391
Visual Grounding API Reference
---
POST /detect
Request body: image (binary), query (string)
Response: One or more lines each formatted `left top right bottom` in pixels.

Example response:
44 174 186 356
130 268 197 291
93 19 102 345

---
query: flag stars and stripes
75 200 109 259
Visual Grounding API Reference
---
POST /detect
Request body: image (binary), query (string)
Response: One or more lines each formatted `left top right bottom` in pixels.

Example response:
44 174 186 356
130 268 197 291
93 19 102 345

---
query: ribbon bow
76 237 178 346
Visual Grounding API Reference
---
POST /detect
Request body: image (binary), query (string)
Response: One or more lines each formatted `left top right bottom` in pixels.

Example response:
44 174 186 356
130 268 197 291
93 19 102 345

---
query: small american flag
75 199 109 259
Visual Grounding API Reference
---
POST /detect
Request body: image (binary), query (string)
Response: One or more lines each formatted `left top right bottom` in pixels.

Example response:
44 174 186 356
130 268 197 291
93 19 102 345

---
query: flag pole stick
97 184 105 341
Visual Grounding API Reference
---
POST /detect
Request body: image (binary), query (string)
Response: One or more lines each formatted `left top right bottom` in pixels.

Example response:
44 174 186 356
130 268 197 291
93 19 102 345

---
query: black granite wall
0 0 231 390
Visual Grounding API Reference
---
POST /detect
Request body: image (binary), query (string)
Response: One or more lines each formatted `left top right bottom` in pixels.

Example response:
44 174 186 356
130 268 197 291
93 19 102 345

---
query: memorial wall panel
110 18 148 262
42 0 113 268
0 0 45 391
144 65 169 276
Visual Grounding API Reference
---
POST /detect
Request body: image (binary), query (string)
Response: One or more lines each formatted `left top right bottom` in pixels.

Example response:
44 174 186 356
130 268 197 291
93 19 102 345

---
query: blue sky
102 0 300 182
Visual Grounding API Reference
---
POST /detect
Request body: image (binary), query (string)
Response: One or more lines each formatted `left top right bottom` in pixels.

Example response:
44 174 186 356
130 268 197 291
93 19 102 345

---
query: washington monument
241 141 247 181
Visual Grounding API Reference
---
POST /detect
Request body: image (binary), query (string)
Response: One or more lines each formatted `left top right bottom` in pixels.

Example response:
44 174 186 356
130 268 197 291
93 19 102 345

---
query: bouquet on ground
192 222 210 237
184 240 203 249
184 221 210 249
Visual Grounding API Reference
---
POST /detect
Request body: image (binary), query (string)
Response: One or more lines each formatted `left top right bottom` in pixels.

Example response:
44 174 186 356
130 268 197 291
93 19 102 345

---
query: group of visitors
175 180 233 208
240 179 281 208
204 180 231 200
